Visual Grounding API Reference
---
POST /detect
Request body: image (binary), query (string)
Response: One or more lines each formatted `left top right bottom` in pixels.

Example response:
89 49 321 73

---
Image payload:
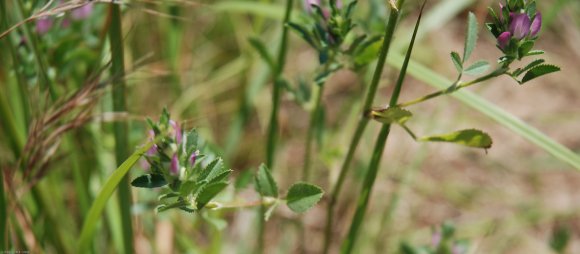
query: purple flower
530 12 542 37
71 3 93 20
189 153 196 166
431 230 442 247
36 17 53 34
169 120 182 144
509 13 531 40
304 0 321 13
497 31 511 50
170 154 180 175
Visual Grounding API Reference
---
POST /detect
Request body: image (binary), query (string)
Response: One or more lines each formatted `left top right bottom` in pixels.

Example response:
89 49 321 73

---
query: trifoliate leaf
369 107 413 125
254 164 278 198
521 64 560 84
418 129 493 149
463 61 490 76
131 174 167 188
286 182 324 213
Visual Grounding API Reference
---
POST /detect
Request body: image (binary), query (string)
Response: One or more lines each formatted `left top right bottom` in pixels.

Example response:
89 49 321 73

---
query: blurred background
1 0 579 253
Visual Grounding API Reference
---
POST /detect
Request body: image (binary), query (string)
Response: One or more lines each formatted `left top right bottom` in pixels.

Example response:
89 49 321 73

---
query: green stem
397 67 508 107
108 5 134 254
303 83 325 182
260 0 294 252
322 1 405 253
341 2 422 252
266 0 294 169
0 163 5 249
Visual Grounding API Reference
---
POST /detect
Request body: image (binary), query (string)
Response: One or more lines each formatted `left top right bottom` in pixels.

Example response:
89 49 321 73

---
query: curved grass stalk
77 142 153 253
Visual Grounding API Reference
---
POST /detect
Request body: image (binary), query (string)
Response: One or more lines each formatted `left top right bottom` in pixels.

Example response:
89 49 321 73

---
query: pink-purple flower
71 3 94 20
36 18 53 34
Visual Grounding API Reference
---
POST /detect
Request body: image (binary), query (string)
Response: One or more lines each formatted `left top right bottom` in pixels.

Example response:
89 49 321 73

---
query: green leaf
513 59 545 77
254 164 278 198
179 180 197 196
287 22 317 49
354 37 382 67
131 174 167 188
463 60 490 76
369 107 413 125
285 182 324 213
450 51 463 73
518 40 535 58
521 64 560 84
549 225 570 253
418 129 493 149
525 50 544 56
196 182 229 210
248 37 276 72
463 12 478 62
198 158 231 184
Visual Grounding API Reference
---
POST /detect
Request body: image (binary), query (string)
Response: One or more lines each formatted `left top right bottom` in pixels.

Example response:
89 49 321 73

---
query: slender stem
260 0 295 252
303 82 325 182
266 0 294 169
341 2 423 252
322 1 405 252
108 5 134 254
0 163 5 249
397 67 508 107
340 125 392 254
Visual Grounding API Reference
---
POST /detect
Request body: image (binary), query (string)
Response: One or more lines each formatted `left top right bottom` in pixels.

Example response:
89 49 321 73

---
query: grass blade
78 142 153 253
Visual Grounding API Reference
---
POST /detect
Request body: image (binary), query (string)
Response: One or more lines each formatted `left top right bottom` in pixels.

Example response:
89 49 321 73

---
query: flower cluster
141 109 198 182
133 109 232 213
290 0 357 64
486 0 542 60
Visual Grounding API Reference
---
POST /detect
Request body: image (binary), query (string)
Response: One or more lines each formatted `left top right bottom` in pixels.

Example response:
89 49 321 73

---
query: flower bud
530 12 542 37
497 31 511 50
170 154 180 175
169 120 182 144
509 13 531 40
